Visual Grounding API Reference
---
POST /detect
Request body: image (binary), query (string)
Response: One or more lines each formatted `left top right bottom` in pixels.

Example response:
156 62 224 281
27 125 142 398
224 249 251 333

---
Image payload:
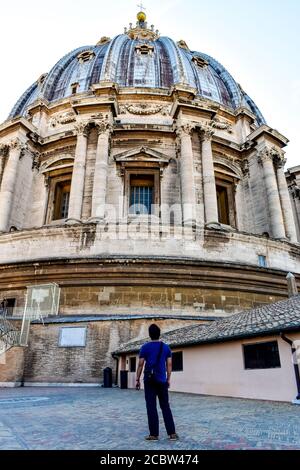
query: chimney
286 273 298 298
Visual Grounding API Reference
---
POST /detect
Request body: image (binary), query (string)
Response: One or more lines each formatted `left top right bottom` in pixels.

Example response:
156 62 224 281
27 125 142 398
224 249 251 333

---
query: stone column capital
0 143 9 158
275 157 287 170
8 139 28 158
175 122 195 138
96 121 113 136
258 145 284 165
74 122 90 137
200 123 215 140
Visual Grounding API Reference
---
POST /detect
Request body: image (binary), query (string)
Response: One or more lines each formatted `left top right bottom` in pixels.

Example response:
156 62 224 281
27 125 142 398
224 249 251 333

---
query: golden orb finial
137 11 146 22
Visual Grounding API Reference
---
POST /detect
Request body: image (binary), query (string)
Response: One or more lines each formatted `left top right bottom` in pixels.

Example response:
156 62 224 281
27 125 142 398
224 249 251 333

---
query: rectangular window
172 351 183 372
243 341 281 370
53 181 71 221
258 255 267 268
59 327 87 347
129 357 136 373
129 175 154 215
216 185 230 225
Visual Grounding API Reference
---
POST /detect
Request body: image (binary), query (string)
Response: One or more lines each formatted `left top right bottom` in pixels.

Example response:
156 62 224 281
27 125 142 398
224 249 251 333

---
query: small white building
115 296 300 403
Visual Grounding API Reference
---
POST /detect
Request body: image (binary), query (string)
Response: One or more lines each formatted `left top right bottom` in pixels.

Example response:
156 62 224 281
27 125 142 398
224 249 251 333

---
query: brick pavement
0 387 299 450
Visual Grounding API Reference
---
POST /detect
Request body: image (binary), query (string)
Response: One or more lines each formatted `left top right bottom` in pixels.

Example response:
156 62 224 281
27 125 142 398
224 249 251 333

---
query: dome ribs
89 43 110 86
7 34 265 125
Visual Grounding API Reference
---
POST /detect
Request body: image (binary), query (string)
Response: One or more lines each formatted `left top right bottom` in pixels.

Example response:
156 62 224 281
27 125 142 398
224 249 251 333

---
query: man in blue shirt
136 324 178 441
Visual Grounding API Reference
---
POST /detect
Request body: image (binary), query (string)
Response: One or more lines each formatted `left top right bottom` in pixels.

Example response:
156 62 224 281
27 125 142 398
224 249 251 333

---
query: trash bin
120 370 128 389
103 367 112 388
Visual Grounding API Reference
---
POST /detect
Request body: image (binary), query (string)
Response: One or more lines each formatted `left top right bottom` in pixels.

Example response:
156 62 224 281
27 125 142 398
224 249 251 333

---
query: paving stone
0 387 299 450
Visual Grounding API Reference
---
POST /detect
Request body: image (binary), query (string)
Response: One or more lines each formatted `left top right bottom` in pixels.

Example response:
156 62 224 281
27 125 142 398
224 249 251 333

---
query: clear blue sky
0 0 299 167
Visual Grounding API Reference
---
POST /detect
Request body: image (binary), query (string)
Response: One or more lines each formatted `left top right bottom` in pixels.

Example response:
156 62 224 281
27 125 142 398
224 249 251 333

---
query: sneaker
145 435 159 441
169 433 179 441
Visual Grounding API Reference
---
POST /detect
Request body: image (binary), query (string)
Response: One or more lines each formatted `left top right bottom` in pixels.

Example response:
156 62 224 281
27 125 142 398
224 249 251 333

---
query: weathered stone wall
57 285 284 317
22 318 203 384
0 347 24 385
0 225 299 273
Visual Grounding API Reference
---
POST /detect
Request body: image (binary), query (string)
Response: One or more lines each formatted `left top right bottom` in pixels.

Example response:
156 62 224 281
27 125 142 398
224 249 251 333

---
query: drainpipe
280 333 300 402
112 353 119 387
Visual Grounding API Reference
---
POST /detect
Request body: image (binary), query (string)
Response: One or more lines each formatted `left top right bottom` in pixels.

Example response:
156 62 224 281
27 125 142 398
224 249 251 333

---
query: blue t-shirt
139 341 172 383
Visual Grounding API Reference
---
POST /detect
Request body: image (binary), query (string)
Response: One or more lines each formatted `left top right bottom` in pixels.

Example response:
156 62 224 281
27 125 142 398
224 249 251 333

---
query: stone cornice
26 98 51 116
247 125 289 147
234 106 256 123
0 117 38 139
71 98 119 117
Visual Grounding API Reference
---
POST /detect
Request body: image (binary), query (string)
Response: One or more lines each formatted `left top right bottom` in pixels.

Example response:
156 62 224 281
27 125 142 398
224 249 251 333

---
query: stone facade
0 12 299 385
286 165 300 242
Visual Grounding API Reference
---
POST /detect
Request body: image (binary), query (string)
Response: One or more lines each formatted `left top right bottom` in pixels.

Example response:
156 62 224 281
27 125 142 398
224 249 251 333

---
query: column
68 123 89 221
260 148 286 239
276 159 298 243
176 123 197 224
0 139 26 232
0 144 8 189
201 125 219 224
91 122 112 220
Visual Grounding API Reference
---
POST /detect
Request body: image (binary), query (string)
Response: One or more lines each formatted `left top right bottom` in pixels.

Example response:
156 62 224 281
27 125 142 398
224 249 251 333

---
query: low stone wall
19 317 202 385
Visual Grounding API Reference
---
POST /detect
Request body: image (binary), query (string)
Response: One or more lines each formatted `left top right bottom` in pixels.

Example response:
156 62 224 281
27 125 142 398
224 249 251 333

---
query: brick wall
22 318 202 384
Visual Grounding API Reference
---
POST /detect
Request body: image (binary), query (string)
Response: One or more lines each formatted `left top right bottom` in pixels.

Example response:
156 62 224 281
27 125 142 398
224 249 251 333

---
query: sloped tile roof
114 296 300 354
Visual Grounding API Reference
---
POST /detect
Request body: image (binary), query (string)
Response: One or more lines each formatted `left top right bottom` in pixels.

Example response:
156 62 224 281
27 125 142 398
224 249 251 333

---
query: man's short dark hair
149 324 161 340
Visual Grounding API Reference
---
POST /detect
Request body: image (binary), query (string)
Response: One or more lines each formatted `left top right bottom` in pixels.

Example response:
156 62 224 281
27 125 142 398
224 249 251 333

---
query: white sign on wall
59 327 87 347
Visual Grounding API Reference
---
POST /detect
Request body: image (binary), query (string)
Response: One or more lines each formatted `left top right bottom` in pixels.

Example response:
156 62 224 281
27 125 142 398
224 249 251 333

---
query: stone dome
9 20 265 125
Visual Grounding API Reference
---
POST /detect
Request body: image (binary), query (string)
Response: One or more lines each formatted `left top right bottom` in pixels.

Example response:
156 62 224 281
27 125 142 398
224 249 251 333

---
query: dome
9 21 265 125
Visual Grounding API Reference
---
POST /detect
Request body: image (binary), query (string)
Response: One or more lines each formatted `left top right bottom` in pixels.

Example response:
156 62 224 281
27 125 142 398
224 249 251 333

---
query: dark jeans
144 380 176 437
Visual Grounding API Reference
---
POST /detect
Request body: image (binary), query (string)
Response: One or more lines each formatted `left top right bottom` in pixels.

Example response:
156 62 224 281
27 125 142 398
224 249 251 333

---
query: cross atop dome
124 7 159 40
137 3 146 12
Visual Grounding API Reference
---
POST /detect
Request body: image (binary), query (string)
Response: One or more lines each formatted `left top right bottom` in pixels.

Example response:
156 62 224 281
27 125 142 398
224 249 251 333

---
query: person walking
136 324 178 441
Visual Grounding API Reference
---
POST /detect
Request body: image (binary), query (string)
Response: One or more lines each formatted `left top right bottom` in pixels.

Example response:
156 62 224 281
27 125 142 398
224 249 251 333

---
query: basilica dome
9 15 265 125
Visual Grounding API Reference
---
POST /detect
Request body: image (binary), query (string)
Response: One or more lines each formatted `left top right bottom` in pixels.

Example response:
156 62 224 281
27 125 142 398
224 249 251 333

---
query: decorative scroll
120 104 169 116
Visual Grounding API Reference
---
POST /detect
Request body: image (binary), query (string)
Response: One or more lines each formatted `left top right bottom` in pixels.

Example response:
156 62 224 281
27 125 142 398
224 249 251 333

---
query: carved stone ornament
0 143 9 158
96 121 113 135
74 122 90 136
31 151 41 171
120 103 169 116
200 123 215 140
50 111 76 128
210 118 233 133
175 122 196 138
258 146 285 165
241 159 250 177
90 112 105 120
9 139 28 158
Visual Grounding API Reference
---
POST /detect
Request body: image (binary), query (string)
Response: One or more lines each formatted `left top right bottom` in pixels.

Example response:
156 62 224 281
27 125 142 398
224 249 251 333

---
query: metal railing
0 315 20 355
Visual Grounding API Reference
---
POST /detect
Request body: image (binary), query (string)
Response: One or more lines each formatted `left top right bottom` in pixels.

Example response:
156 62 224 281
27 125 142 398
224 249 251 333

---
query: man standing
136 324 178 441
